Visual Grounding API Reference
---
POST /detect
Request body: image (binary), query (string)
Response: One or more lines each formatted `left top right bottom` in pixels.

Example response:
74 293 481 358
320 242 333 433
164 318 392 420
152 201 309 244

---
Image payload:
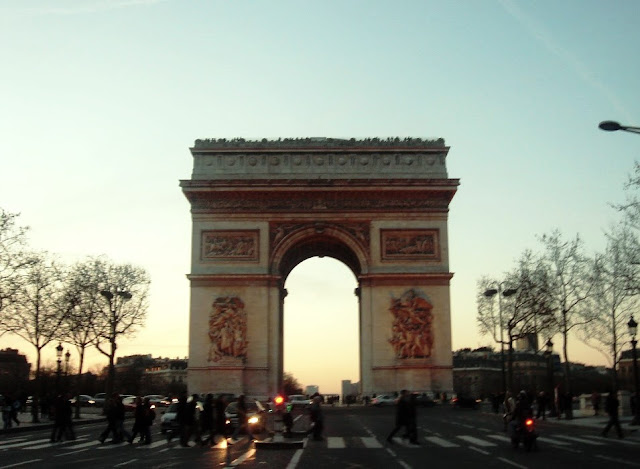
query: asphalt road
1 405 638 469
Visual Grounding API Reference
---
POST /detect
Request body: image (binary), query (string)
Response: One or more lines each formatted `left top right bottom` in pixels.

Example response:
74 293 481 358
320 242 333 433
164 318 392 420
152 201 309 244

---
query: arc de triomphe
180 137 459 398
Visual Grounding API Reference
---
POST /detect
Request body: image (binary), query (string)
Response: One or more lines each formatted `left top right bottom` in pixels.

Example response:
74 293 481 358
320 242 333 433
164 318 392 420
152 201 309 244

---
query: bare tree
0 208 35 335
477 251 554 392
5 252 70 422
89 258 150 395
539 230 596 411
583 223 640 392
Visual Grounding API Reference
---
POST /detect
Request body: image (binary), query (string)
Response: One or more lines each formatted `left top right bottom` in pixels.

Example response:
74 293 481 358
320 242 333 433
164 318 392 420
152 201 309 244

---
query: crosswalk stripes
551 434 606 446
456 435 497 447
424 436 459 447
2 432 637 454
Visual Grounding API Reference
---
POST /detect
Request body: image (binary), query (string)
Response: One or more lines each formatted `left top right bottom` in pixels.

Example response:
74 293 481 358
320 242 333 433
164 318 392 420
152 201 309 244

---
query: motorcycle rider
508 391 532 438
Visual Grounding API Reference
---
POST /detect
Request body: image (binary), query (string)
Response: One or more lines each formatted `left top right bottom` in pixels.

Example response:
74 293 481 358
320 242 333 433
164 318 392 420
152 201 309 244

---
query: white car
371 394 397 406
287 395 311 408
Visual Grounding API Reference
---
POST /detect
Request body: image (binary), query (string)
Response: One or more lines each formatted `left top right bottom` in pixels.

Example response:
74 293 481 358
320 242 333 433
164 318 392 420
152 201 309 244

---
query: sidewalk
0 411 106 435
545 409 639 436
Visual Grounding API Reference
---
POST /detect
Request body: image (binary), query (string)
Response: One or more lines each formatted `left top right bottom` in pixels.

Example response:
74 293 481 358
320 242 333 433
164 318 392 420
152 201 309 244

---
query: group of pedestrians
1 393 22 430
170 393 229 447
99 393 155 445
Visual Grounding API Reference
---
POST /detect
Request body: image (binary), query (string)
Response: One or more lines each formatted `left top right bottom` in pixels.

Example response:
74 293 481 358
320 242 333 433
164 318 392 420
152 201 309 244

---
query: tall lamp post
628 316 639 425
100 289 132 395
484 286 518 395
55 342 63 396
544 338 555 417
64 349 71 392
599 121 640 135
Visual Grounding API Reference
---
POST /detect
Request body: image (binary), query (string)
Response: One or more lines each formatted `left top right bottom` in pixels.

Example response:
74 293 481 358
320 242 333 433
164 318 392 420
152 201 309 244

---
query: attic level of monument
188 137 451 180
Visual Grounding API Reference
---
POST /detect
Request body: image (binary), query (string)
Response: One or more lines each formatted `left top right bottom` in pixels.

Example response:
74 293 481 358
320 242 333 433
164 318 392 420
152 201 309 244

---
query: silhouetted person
215 395 227 437
99 394 119 443
536 391 547 420
201 394 215 445
386 390 410 444
129 397 153 444
309 395 324 441
602 391 623 438
231 395 255 441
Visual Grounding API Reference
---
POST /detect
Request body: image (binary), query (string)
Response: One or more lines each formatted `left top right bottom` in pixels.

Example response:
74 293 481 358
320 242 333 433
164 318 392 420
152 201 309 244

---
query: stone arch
181 137 459 398
270 223 369 281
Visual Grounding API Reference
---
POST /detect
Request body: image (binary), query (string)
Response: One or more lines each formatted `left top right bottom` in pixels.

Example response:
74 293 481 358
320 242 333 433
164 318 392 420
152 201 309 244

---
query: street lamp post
598 121 640 135
55 343 63 396
100 289 132 395
64 349 71 392
628 316 639 426
544 338 555 417
484 286 518 396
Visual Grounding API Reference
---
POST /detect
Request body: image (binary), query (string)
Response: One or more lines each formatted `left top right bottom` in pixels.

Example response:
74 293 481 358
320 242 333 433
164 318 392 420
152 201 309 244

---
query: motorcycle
509 417 538 451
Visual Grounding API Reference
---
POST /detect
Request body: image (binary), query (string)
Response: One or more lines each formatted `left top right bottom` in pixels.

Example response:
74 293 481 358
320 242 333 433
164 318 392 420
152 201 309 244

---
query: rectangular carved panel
380 229 440 261
201 230 259 262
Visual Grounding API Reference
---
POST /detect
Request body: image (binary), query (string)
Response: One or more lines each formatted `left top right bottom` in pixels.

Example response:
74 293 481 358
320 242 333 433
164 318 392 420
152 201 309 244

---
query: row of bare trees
477 163 640 401
0 208 150 421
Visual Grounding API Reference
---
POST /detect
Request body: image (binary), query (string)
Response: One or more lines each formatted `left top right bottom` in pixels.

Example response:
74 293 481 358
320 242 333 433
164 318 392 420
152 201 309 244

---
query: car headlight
248 416 259 425
225 419 231 425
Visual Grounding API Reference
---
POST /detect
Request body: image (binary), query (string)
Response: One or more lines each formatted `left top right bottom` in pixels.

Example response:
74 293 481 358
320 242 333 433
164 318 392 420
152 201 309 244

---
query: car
121 395 138 411
412 392 437 407
371 394 397 406
224 400 266 433
287 395 311 408
93 393 106 406
144 395 171 407
451 394 481 409
160 397 203 434
69 394 96 406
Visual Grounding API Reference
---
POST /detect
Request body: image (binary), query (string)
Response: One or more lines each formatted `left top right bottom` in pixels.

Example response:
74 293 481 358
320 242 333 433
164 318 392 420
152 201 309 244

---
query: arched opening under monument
283 256 359 396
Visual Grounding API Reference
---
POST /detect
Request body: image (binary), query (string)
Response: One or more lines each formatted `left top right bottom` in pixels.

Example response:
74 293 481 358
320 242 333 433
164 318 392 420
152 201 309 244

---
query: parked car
371 394 397 406
225 400 266 433
69 394 96 406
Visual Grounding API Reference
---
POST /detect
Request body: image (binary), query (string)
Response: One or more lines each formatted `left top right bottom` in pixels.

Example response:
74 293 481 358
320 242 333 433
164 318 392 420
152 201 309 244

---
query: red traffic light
274 395 284 405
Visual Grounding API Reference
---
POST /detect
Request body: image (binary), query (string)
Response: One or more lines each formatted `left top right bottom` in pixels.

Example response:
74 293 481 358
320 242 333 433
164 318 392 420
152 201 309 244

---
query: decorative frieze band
381 229 440 262
201 230 259 262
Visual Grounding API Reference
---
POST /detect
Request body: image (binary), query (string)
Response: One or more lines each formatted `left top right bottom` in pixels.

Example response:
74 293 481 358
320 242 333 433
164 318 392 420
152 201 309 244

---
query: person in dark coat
602 390 624 438
386 390 411 444
308 395 324 441
201 394 215 445
215 395 227 437
129 397 146 444
231 395 255 441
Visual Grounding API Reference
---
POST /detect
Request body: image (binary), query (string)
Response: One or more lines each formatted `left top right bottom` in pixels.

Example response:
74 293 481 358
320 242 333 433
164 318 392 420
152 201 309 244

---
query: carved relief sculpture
208 296 248 362
388 289 434 359
381 229 439 261
202 230 259 261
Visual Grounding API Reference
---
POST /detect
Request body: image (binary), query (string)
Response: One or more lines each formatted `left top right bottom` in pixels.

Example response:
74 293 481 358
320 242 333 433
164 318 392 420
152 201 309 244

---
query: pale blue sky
1 0 639 394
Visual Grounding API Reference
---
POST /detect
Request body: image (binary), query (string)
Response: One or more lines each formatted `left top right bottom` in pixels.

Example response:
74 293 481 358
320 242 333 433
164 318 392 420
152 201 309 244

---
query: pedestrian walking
308 395 324 441
386 390 411 444
536 391 547 420
602 390 624 438
114 394 131 443
200 394 215 445
231 395 255 442
215 395 227 437
99 394 119 443
591 391 601 416
129 397 146 444
50 394 74 442
10 396 21 427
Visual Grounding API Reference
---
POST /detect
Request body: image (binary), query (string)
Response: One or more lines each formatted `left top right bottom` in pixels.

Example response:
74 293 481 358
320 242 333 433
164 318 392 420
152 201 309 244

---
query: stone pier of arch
180 138 459 398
